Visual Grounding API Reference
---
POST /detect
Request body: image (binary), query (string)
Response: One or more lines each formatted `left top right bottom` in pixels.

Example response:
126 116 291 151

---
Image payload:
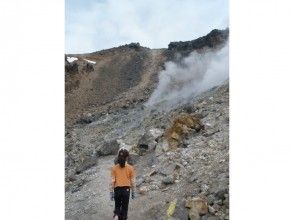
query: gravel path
65 156 114 220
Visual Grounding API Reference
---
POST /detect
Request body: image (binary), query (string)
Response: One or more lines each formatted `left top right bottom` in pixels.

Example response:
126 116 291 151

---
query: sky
65 0 229 54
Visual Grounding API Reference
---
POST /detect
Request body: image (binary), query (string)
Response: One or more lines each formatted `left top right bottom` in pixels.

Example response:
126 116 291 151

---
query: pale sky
65 0 229 54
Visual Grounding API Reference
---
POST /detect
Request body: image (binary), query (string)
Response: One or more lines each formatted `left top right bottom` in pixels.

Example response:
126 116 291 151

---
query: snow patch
84 59 96 64
67 57 78 63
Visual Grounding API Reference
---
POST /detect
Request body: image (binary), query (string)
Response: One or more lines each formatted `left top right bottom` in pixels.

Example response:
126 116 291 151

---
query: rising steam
145 43 229 109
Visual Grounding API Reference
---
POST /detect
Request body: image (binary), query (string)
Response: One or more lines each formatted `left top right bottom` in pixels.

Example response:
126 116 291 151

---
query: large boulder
75 154 97 174
165 114 204 149
137 128 164 155
97 140 120 156
185 197 208 219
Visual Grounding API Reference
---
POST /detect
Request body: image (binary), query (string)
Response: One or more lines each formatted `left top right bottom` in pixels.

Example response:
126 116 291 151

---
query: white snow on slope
84 59 96 64
67 57 78 63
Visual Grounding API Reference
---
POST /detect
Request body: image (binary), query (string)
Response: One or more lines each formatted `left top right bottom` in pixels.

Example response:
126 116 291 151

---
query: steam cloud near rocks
146 43 229 109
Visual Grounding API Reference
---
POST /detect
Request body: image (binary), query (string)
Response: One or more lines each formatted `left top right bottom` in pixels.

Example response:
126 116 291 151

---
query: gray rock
128 154 140 165
207 194 216 205
208 206 216 214
183 104 195 114
223 197 229 207
65 155 72 168
65 170 76 182
159 163 176 176
147 155 159 166
97 140 120 156
212 203 220 211
75 155 97 174
215 188 228 201
173 199 189 220
155 141 169 156
71 178 87 193
215 199 223 206
201 215 219 220
137 128 163 154
189 172 198 183
136 177 145 187
162 175 174 184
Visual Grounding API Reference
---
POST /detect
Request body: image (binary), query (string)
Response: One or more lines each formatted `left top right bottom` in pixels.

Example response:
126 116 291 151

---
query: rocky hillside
65 29 229 220
65 28 228 127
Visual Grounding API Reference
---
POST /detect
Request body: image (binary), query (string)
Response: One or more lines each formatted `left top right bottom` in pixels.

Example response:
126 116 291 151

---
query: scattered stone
162 175 175 184
159 163 176 176
139 186 149 195
215 188 228 201
212 203 220 211
223 197 229 207
207 195 215 205
65 155 73 168
200 184 210 195
75 155 97 174
155 140 169 156
208 205 216 214
149 128 164 139
201 215 219 220
148 170 157 176
136 177 145 187
189 173 198 183
76 117 93 125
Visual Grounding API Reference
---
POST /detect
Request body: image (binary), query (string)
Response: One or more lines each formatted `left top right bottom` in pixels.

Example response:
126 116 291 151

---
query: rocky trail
65 82 229 220
65 156 113 220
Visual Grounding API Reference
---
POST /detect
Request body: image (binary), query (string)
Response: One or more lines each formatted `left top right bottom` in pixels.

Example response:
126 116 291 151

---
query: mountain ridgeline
65 28 229 127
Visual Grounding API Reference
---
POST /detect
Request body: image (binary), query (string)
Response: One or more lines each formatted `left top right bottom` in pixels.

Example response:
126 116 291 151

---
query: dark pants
114 186 130 220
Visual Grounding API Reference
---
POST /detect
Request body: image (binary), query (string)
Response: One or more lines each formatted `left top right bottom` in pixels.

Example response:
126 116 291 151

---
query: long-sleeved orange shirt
111 163 135 188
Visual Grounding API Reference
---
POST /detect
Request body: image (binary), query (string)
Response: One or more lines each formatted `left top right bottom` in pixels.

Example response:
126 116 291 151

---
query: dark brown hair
117 148 129 168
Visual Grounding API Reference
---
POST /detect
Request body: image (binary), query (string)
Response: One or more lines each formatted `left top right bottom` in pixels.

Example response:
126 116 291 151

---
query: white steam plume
146 43 229 109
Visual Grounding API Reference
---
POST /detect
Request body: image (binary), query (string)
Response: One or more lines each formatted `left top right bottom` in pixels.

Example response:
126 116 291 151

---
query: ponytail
118 157 126 168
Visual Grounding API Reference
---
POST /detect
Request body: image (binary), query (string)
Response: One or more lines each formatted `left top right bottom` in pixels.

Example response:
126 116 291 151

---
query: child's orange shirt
111 163 135 188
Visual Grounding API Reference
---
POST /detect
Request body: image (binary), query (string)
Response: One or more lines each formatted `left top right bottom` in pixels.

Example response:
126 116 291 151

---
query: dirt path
65 156 114 220
65 155 151 220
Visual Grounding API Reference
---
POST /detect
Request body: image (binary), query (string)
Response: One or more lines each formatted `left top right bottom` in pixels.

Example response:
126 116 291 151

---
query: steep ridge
65 29 228 127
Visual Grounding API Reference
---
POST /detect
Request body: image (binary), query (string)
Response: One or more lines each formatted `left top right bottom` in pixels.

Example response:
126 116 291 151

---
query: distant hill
65 29 229 126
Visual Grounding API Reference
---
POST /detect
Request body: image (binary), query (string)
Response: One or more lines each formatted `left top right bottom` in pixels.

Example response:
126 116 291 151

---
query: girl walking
110 148 135 220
